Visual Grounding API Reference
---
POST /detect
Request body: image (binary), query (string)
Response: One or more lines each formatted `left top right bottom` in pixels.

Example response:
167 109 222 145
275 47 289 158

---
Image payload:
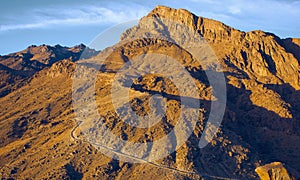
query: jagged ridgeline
0 5 299 179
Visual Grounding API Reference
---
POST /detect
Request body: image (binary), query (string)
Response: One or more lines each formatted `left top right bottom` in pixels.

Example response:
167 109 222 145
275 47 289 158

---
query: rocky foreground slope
0 6 299 179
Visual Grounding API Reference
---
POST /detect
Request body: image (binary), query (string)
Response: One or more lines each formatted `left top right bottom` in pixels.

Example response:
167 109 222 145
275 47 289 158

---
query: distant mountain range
0 44 98 97
0 5 299 179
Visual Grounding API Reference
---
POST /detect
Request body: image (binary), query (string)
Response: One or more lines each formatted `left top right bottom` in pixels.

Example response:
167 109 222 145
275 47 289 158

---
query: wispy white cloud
0 0 299 37
181 0 300 37
228 6 241 15
0 5 149 32
188 0 218 4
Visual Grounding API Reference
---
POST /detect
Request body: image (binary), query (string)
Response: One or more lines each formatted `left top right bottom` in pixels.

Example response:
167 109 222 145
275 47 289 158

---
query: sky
0 0 299 55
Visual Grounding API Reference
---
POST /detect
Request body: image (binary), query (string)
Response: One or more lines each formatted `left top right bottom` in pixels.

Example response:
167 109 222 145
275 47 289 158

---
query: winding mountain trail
70 121 236 180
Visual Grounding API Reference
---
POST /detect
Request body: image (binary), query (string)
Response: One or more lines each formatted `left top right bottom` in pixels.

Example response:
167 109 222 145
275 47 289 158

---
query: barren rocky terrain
0 5 299 180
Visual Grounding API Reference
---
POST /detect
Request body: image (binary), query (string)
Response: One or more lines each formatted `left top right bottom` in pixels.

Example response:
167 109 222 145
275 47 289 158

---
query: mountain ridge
0 44 99 98
123 5 300 90
0 5 299 180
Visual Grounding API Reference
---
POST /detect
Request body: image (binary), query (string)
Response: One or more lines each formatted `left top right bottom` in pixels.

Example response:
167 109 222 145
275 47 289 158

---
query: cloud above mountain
0 4 149 32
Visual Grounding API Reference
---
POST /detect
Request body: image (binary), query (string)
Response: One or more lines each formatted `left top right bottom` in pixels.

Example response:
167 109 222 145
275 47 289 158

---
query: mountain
0 5 299 179
0 44 88 71
0 44 98 97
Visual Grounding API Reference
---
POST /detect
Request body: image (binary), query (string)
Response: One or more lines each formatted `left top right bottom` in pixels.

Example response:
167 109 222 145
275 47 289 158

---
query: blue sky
0 0 299 55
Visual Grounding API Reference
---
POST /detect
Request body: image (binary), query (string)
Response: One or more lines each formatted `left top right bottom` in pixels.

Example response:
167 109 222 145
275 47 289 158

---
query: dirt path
70 121 235 180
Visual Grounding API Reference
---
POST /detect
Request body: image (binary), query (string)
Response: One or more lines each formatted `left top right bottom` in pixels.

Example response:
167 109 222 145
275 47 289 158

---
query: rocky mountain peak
147 5 198 29
0 44 97 71
147 5 241 42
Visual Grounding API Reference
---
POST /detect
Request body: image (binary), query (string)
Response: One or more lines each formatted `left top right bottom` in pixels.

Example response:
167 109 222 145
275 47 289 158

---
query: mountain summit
0 6 299 179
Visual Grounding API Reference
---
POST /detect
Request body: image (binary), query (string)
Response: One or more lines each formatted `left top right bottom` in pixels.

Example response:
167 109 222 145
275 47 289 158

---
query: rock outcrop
255 162 293 180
